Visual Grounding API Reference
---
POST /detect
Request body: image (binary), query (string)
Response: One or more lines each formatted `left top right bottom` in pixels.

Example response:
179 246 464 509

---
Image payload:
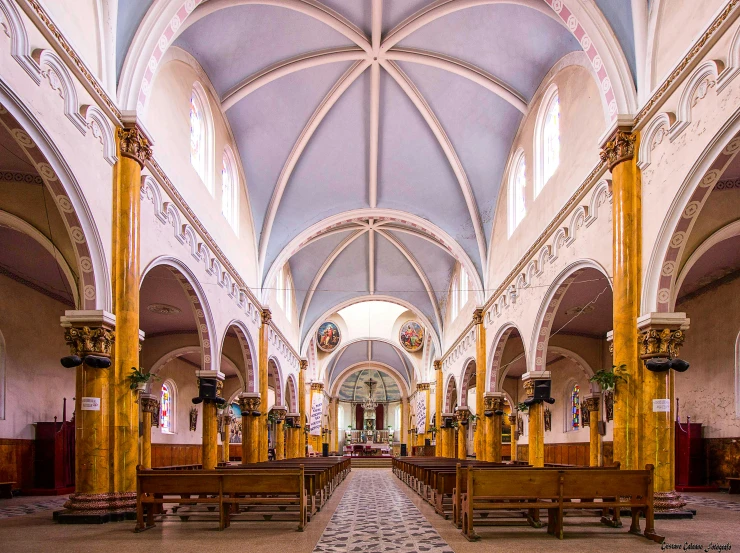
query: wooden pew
461 465 663 543
135 466 306 532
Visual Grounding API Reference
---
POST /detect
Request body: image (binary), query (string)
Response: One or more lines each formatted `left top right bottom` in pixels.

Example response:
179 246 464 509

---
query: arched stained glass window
160 381 174 434
508 151 527 235
190 82 213 193
571 384 581 430
536 86 560 196
221 147 238 231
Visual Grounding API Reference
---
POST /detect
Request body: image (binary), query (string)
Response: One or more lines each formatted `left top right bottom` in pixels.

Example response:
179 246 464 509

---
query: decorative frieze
416 383 430 392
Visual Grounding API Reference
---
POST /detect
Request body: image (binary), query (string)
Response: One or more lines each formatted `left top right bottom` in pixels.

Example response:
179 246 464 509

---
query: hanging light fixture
362 378 378 412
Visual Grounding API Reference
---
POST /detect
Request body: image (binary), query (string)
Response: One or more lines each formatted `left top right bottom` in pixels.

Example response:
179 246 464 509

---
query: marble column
441 415 455 458
434 361 443 457
523 372 550 467
299 360 308 458
258 310 271 462
239 393 261 464
638 313 690 510
600 123 641 470
508 413 518 461
60 312 115 504
425 384 432 447
221 408 233 463
273 407 287 460
200 374 223 470
139 393 159 469
582 394 602 467
112 120 152 500
455 408 470 460
474 309 486 458
488 393 505 462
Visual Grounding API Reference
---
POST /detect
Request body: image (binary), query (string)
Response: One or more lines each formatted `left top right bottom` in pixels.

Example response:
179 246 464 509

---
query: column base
654 490 689 513
55 492 137 524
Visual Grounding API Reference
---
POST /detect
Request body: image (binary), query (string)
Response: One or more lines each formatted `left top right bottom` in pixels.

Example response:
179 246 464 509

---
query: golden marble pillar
455 408 470 460
434 361 443 457
508 413 518 461
638 313 690 509
239 393 261 464
482 397 493 462
474 308 486 458
273 407 287 460
221 408 233 463
489 393 505 462
112 121 152 500
258 310 271 462
582 394 602 467
600 124 640 470
60 313 115 502
139 394 158 469
523 373 549 467
425 384 432 447
441 416 455 458
299 360 308 458
286 416 300 458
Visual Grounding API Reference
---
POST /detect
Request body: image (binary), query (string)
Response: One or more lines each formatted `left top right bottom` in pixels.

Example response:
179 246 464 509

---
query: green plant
590 364 627 391
427 425 438 434
468 413 479 422
128 367 156 390
267 410 278 423
516 402 529 413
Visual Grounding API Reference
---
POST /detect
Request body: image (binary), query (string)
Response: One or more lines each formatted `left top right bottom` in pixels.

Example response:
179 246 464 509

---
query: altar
343 442 392 457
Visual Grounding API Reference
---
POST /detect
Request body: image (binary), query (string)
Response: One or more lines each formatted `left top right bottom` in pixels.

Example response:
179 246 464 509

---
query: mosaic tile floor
0 497 68 520
682 495 740 511
313 469 454 553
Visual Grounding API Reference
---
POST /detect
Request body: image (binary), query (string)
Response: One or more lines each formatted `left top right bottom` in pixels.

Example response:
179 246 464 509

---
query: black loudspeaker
199 378 218 399
322 443 329 457
533 380 552 400
400 443 407 457
60 355 83 368
425 439 430 447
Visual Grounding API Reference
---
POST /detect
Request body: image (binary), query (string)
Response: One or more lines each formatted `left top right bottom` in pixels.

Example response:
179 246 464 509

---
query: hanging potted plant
589 364 627 391
516 402 529 414
128 367 157 392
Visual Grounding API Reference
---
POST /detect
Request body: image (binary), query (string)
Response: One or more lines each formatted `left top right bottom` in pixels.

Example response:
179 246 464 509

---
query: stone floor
0 470 737 552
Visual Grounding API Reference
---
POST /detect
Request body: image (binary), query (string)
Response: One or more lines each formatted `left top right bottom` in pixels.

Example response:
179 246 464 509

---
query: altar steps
350 457 393 469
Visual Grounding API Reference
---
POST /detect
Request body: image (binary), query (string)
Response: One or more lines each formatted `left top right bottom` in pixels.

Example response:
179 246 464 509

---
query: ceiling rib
381 60 487 267
298 228 368 333
379 0 562 53
377 229 443 331
369 0 382 208
221 48 367 110
368 227 376 294
385 48 527 113
258 59 371 276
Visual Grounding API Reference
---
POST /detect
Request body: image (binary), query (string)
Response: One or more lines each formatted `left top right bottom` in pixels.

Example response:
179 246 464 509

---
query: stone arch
142 257 217 372
268 357 284 407
547 345 598 394
285 374 298 413
530 260 611 373
444 374 458 413
487 322 523 392
459 358 476 408
645 114 740 313
0 84 110 311
222 319 257 392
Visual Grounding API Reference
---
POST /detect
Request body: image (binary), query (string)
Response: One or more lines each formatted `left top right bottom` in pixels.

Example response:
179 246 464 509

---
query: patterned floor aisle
0 497 68 520
313 469 454 553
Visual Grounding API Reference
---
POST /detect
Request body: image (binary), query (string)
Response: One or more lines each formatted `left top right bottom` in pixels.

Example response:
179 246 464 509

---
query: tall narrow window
160 381 175 434
571 384 580 430
508 151 527 235
284 271 293 322
276 267 285 311
459 268 469 308
450 275 459 320
221 146 238 232
190 82 213 193
535 86 560 196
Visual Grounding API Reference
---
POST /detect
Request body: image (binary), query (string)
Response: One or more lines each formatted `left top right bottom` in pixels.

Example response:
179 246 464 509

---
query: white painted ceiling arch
323 337 417 387
330 361 411 401
301 295 441 358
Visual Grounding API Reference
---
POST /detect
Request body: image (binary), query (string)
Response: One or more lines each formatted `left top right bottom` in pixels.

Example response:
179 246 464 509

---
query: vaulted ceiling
117 0 636 344
327 339 414 392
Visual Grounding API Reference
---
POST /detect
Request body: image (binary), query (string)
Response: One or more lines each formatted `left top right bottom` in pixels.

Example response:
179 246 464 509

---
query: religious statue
544 408 552 432
189 407 198 431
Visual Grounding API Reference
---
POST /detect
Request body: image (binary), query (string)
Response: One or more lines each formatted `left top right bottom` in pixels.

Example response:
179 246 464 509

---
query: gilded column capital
454 407 471 425
582 395 600 413
140 393 159 414
637 312 690 359
63 325 115 358
261 308 272 325
310 382 324 392
507 414 517 426
472 308 484 326
523 379 535 399
599 127 636 171
238 393 261 414
300 359 308 371
118 126 152 167
522 371 551 399
416 382 430 392
271 407 287 422
433 360 442 370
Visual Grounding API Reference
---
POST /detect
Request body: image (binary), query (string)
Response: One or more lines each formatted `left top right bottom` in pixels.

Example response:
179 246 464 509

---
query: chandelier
362 378 378 412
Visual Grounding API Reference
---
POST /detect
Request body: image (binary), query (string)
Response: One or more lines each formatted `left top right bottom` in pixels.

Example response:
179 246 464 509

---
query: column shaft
603 128 641 470
491 414 502 462
483 416 493 462
434 362 443 457
112 126 150 494
509 415 518 461
202 402 218 469
75 360 110 493
528 404 544 467
457 427 467 460
258 311 270 462
275 421 285 460
590 408 601 467
299 361 307 458
474 309 486 458
222 418 231 463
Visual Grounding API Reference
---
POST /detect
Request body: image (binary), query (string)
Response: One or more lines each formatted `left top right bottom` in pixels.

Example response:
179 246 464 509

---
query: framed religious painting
399 321 424 353
317 321 341 352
